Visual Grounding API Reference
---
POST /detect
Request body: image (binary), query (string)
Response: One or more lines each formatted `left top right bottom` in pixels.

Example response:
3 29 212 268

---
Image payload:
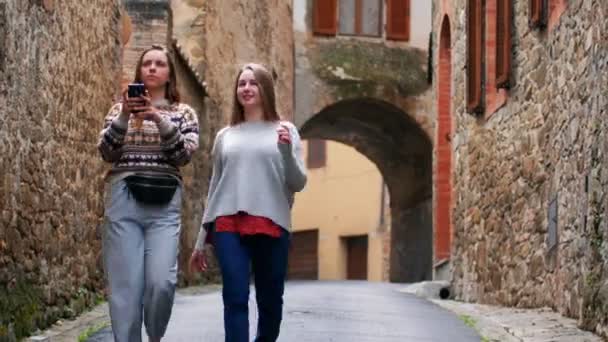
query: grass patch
0 280 43 340
459 315 493 342
459 314 477 328
77 322 110 342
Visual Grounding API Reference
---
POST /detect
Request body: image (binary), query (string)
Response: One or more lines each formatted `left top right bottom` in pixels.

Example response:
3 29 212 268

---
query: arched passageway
300 98 433 282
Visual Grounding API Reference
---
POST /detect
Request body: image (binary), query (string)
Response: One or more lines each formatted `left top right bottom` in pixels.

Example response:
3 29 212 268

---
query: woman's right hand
189 249 208 273
120 90 144 117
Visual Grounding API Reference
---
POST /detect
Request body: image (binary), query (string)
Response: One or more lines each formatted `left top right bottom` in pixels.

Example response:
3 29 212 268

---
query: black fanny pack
124 173 179 205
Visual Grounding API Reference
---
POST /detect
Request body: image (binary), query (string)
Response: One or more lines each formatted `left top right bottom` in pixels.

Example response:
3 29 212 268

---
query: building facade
432 0 607 337
292 0 437 283
291 141 387 281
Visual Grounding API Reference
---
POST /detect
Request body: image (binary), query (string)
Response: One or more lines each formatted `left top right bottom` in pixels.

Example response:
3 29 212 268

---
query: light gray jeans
102 179 181 342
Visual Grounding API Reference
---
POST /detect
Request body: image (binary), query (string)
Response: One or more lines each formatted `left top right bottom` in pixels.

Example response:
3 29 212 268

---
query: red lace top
205 211 282 245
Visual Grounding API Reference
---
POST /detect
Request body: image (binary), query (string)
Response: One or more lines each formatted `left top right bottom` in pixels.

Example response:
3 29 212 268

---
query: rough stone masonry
432 0 608 338
0 0 122 340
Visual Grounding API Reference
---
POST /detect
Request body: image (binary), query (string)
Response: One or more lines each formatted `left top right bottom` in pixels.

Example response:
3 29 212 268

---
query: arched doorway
435 15 453 276
300 98 433 283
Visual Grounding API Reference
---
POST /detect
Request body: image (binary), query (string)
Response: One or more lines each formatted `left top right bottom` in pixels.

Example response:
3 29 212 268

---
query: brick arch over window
435 15 452 264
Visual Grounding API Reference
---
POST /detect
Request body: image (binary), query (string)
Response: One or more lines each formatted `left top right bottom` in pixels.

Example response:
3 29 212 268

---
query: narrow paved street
88 281 480 341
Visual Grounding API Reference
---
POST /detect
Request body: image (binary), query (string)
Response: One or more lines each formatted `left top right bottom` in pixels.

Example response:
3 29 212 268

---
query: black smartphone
127 83 145 98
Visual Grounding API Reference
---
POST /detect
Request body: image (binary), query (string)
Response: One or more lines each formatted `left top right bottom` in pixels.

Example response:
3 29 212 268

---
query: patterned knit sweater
97 101 199 180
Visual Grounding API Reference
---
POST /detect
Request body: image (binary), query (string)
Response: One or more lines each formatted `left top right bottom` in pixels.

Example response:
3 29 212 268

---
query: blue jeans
213 228 290 342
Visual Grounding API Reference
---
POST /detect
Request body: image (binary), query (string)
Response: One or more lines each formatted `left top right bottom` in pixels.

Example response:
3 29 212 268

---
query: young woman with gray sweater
190 63 307 342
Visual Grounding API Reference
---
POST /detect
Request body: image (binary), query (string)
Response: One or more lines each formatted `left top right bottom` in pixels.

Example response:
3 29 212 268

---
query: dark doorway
288 229 319 280
345 235 368 280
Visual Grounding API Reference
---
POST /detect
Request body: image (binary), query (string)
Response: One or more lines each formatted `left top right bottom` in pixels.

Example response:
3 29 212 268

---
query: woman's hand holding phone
121 85 161 128
122 84 145 113
120 89 137 117
131 92 161 124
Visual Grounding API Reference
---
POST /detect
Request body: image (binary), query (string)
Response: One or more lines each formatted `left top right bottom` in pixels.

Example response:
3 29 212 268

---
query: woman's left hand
131 93 162 124
277 124 291 145
189 250 208 273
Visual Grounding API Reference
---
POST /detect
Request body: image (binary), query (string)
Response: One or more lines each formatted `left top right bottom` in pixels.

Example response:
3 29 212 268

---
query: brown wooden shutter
386 0 410 41
529 0 547 28
496 0 512 88
313 0 338 36
307 139 327 169
467 0 483 114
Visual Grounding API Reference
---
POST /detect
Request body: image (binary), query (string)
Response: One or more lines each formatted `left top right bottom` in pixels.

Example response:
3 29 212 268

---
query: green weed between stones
77 322 110 342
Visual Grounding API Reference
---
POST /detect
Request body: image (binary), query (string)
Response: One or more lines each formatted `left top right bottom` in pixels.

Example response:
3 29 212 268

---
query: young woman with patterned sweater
190 63 307 342
97 45 199 342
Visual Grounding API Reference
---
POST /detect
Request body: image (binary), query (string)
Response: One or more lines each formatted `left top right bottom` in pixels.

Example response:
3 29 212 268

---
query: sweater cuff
194 227 208 251
112 113 130 131
278 141 294 159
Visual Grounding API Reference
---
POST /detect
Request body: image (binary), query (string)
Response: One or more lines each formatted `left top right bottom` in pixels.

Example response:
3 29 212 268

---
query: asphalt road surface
88 281 481 342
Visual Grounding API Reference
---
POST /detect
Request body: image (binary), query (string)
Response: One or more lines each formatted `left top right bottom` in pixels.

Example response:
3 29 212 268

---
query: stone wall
171 44 222 285
121 0 170 89
172 0 294 124
0 0 122 339
432 0 608 337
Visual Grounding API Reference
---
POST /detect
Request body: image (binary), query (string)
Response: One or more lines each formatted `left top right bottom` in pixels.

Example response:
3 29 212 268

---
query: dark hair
230 63 280 125
133 44 180 103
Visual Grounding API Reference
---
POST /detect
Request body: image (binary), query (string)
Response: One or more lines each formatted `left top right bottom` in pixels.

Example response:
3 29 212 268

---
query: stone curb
28 304 110 342
431 299 604 342
398 282 604 342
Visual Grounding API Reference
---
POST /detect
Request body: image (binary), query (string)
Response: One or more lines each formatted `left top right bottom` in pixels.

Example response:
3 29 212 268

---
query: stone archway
435 15 453 277
300 98 433 283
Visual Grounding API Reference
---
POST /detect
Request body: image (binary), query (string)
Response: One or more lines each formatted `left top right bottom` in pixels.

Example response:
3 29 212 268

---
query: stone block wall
121 0 170 89
432 0 608 337
172 0 295 125
0 0 122 339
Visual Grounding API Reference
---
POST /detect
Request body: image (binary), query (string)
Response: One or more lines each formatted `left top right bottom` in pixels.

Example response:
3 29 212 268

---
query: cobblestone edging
432 300 604 342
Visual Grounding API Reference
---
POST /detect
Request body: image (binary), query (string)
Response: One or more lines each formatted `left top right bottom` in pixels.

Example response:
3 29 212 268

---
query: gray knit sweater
194 120 307 250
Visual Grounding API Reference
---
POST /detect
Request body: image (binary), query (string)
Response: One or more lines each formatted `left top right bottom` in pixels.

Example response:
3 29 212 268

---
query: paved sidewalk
400 281 604 342
432 300 603 342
